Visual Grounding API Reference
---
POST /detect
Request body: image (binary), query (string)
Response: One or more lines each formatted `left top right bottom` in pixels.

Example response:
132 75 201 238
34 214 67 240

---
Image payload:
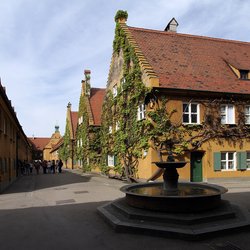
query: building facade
101 11 250 182
0 82 32 192
75 70 105 171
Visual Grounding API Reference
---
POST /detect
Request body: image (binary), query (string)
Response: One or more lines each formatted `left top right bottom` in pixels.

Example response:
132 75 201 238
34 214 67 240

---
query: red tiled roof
51 137 64 152
128 26 250 94
70 111 78 137
28 137 50 150
90 88 105 125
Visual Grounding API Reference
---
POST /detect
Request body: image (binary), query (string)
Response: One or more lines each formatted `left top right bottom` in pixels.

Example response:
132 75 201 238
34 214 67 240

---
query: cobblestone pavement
0 169 250 250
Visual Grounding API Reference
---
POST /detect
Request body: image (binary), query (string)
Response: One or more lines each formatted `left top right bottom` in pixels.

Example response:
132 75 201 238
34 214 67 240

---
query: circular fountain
121 161 227 213
98 148 250 240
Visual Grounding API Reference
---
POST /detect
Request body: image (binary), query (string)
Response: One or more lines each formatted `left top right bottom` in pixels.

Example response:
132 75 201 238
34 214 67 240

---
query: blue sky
0 0 250 137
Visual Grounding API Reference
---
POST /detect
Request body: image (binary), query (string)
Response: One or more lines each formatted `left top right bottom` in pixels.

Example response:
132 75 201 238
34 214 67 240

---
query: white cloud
0 0 249 137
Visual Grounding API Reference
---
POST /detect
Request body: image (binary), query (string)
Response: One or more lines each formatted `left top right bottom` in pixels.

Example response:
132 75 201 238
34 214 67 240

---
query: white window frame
220 104 235 124
113 85 117 97
182 102 200 124
107 155 115 167
221 152 236 171
78 116 83 125
115 121 120 131
137 104 146 120
109 126 112 134
247 152 250 169
245 105 250 125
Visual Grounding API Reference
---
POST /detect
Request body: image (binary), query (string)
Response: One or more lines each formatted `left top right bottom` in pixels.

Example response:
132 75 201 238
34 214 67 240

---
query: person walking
42 160 47 174
51 160 56 174
58 159 63 173
47 160 52 174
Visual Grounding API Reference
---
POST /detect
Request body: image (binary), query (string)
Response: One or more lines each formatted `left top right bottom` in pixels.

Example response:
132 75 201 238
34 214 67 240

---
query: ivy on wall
58 119 71 166
100 10 250 182
101 17 151 181
75 94 102 172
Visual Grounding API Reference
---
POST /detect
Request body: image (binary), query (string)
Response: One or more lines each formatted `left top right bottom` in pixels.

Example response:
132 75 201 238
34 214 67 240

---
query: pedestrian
58 159 63 173
42 160 47 174
47 160 52 174
51 160 56 174
55 160 59 173
29 162 33 175
34 161 40 175
25 161 30 175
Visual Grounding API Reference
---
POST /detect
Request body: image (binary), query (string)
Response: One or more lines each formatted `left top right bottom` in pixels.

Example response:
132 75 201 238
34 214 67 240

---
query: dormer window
240 70 249 80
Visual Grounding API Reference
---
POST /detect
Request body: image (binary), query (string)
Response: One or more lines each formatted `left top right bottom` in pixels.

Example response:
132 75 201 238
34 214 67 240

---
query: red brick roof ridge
127 25 250 46
126 24 250 94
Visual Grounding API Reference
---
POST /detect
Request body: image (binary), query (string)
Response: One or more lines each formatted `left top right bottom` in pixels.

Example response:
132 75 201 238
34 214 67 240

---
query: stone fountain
98 144 250 240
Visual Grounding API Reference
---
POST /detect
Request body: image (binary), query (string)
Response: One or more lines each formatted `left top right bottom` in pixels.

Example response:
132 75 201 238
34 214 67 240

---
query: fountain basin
121 182 227 213
153 161 187 169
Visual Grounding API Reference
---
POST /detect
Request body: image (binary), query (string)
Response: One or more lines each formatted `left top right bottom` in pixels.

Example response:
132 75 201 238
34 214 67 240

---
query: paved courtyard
0 169 250 250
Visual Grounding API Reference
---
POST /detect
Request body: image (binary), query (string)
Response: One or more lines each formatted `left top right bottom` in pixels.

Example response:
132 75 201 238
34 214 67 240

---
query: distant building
58 102 78 169
29 125 62 161
0 81 32 192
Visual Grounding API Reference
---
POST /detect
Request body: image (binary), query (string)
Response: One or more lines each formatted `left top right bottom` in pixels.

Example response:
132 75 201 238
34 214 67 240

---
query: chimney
115 10 128 24
84 70 91 96
67 102 71 110
164 18 178 32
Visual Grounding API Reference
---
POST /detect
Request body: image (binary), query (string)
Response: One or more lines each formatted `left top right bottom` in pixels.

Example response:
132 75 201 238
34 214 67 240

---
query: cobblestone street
0 170 250 250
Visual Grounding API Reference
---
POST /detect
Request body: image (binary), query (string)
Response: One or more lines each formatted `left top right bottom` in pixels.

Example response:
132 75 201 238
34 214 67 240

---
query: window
113 85 117 97
240 70 249 80
115 121 120 131
137 104 146 120
182 103 200 124
107 155 115 167
220 104 235 124
247 152 250 169
221 152 236 171
109 126 112 134
245 106 250 124
78 116 83 125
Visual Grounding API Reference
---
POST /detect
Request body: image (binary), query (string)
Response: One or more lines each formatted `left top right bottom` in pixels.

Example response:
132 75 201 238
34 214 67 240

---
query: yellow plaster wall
136 96 250 181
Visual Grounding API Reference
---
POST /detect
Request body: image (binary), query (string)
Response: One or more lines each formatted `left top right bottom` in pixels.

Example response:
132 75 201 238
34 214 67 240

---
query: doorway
190 151 204 182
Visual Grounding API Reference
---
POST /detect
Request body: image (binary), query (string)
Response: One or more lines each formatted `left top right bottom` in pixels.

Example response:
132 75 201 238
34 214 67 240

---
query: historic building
0 81 32 192
58 70 105 170
75 70 105 171
29 137 50 160
101 11 250 182
59 102 78 169
29 125 62 161
29 125 61 161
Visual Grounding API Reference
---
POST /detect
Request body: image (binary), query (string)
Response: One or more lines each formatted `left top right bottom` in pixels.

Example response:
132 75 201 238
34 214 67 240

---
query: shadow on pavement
0 200 218 250
2 170 93 194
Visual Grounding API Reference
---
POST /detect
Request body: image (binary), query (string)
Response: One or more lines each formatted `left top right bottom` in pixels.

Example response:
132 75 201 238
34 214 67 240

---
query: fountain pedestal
153 161 187 194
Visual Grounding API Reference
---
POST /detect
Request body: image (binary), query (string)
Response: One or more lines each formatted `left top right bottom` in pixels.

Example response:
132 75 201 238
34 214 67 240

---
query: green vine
75 94 102 172
114 10 128 23
101 18 151 181
59 119 71 167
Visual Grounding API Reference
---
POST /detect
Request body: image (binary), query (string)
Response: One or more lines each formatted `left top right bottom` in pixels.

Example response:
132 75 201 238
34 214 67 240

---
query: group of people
19 159 63 175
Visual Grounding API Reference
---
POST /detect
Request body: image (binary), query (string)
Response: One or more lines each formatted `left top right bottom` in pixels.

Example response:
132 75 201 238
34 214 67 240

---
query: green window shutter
114 155 117 166
214 152 221 171
237 152 247 170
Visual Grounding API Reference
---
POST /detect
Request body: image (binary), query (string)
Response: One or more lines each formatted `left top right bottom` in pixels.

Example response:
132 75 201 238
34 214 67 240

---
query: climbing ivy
75 93 102 172
101 18 151 181
101 10 250 181
58 119 71 167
